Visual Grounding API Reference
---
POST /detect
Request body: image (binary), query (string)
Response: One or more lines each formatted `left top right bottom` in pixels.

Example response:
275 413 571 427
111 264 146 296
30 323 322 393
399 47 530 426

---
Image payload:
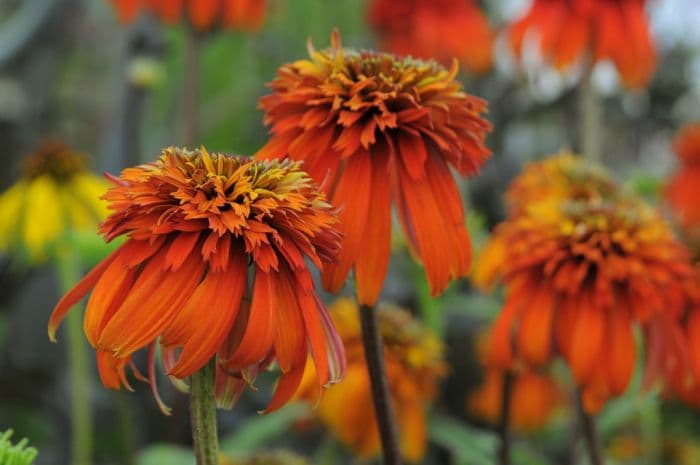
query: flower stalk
359 304 402 465
190 360 219 465
57 250 92 465
497 372 514 465
577 393 604 465
579 63 602 162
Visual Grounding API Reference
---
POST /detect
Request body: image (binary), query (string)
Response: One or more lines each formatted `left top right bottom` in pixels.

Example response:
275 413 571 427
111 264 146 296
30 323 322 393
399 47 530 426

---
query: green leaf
136 444 193 465
219 403 309 456
429 414 496 465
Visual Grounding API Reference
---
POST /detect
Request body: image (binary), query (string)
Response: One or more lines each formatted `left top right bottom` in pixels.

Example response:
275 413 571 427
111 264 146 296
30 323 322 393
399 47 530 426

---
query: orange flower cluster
467 333 562 431
509 0 656 88
477 154 693 412
295 299 446 462
366 0 494 74
110 0 266 31
257 32 492 305
48 147 344 413
666 123 700 254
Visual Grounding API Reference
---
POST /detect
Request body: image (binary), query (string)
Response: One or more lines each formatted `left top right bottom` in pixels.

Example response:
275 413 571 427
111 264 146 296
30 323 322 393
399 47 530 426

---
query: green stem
497 372 514 465
190 360 219 465
577 393 604 465
578 65 602 162
57 252 92 465
182 27 201 148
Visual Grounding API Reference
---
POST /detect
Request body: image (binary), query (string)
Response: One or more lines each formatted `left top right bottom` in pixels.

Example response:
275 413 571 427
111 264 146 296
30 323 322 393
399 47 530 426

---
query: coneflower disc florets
49 147 345 413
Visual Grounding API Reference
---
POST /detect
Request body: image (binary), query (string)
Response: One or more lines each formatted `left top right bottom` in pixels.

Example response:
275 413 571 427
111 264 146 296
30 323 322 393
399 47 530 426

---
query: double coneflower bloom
110 0 266 30
256 31 492 305
0 140 108 263
467 332 562 431
367 0 494 74
509 0 657 88
666 123 700 256
48 147 345 412
295 299 446 462
477 154 693 412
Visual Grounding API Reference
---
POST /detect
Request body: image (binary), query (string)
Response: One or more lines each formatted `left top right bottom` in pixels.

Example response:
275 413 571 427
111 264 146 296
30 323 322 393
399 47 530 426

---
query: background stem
497 372 514 465
57 251 92 465
182 27 201 148
577 394 604 465
358 304 403 465
190 359 219 465
578 65 602 162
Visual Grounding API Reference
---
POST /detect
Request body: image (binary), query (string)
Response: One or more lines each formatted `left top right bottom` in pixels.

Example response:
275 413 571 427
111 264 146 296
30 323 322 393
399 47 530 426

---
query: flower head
295 298 446 462
0 140 108 262
48 147 344 413
666 123 700 253
480 194 692 412
110 0 266 31
367 0 494 74
257 31 492 305
466 332 562 431
509 0 656 88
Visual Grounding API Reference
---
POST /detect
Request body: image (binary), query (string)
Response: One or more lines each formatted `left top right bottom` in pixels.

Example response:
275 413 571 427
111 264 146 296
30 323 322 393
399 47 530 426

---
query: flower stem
578 65 602 162
190 359 219 465
182 27 201 148
358 304 403 465
57 251 92 465
497 372 514 465
577 394 604 465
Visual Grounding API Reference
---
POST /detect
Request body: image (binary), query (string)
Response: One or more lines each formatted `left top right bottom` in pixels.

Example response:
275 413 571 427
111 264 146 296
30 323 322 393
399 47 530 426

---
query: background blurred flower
367 0 494 74
257 31 492 305
0 140 108 263
48 147 344 414
666 122 700 255
295 298 447 462
466 332 563 431
509 0 657 88
478 175 692 411
109 0 267 31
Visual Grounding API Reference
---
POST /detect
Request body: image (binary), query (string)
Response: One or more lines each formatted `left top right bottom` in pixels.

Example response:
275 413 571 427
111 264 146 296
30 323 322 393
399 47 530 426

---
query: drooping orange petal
48 247 121 342
188 0 218 30
516 286 554 366
569 303 606 385
222 268 276 370
168 253 247 378
355 144 391 306
321 152 372 293
272 267 307 373
606 305 636 395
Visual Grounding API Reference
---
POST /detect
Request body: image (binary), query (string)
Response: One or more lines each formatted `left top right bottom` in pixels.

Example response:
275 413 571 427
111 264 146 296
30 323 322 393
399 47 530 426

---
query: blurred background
2 1 700 464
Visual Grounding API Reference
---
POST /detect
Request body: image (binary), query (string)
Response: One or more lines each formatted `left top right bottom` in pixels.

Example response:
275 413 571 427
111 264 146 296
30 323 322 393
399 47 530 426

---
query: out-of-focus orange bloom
110 0 266 31
295 299 447 462
256 31 492 305
478 193 692 413
473 153 616 290
467 332 562 431
48 147 344 413
509 0 656 88
367 0 494 74
666 123 700 253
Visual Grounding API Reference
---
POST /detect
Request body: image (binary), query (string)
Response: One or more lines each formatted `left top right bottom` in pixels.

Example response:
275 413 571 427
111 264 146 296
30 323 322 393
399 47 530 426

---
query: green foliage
0 430 37 465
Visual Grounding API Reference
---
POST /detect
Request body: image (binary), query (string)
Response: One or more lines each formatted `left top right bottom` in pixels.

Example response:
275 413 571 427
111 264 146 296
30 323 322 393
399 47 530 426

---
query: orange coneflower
256 31 492 305
466 332 563 431
473 153 616 290
110 0 266 31
295 299 447 462
48 147 344 413
509 0 657 88
478 194 692 412
666 123 700 254
367 0 494 74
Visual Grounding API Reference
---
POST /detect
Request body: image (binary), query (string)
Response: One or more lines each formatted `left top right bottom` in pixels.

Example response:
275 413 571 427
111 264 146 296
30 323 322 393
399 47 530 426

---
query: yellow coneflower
295 298 446 463
0 140 108 263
